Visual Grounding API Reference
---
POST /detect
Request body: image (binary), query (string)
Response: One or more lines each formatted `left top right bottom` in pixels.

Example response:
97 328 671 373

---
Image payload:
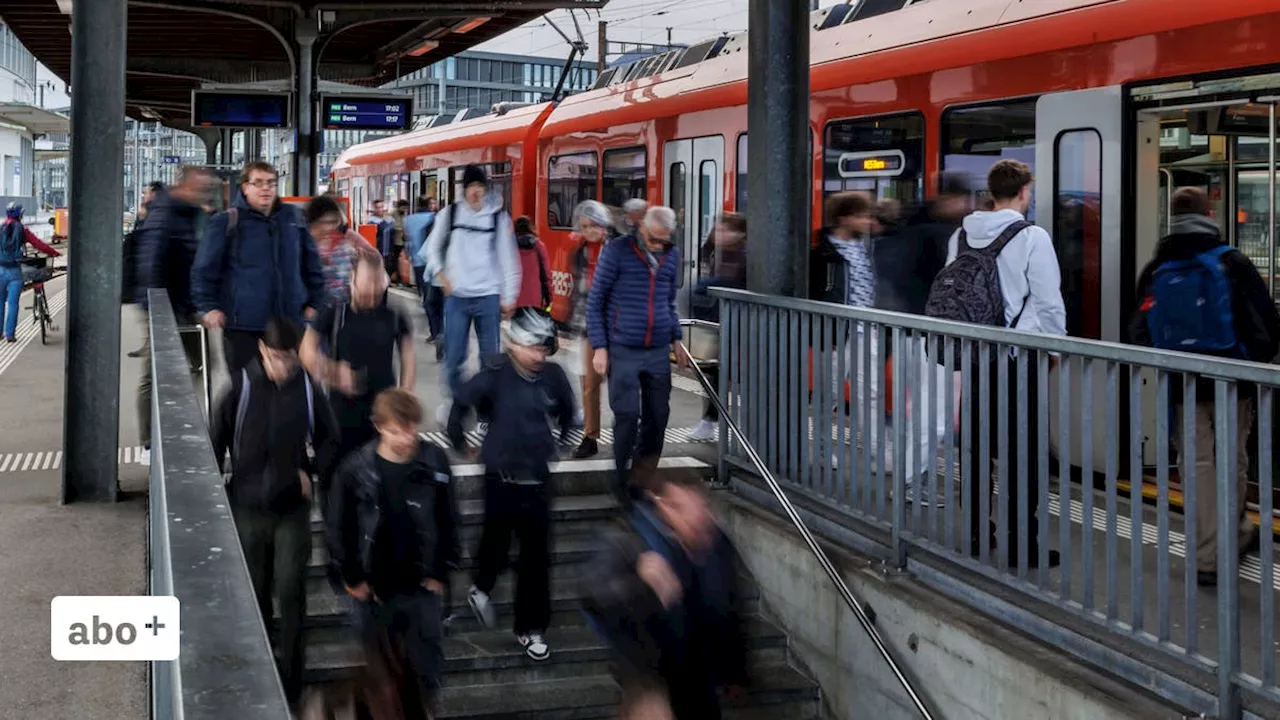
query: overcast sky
474 0 843 61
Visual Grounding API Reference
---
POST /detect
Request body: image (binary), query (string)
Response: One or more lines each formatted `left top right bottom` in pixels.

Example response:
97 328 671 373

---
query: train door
1035 86 1123 472
663 136 725 317
1130 73 1280 508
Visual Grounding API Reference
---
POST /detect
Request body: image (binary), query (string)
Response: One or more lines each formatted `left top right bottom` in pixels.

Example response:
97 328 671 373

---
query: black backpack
440 201 503 262
924 221 1031 359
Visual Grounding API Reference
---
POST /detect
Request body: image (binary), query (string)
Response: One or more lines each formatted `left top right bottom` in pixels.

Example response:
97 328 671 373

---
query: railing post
717 303 731 484
890 326 907 569
1215 380 1241 719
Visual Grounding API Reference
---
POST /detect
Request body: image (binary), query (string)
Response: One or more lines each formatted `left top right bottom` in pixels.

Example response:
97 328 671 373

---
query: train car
330 101 555 228
333 0 1280 503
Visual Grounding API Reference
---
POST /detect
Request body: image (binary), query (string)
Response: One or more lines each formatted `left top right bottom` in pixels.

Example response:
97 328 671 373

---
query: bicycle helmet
6 202 23 220
504 308 557 350
573 199 612 231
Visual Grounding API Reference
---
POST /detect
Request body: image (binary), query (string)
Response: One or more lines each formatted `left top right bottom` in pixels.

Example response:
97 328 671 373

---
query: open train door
1035 86 1124 474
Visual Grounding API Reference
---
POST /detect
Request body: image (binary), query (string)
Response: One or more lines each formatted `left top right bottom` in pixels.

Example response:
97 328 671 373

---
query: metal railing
678 335 940 720
710 287 1280 719
146 290 291 720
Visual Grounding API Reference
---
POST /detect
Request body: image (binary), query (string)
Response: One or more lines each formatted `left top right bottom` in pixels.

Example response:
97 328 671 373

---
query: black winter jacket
1128 216 1280 398
136 190 205 316
326 441 461 592
873 202 956 316
209 361 341 514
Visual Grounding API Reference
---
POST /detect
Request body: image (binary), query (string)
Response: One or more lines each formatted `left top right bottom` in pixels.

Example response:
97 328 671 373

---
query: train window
602 147 647 208
941 99 1037 219
449 162 513 211
823 113 925 205
547 152 598 229
736 134 748 211
1054 129 1102 339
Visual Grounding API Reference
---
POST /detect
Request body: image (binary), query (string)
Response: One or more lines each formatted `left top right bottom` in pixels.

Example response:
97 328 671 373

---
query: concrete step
303 614 790 688
310 493 623 536
434 456 712 502
425 664 822 719
306 531 602 579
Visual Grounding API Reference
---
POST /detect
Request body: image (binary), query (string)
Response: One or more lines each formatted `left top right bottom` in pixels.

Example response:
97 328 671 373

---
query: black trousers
354 588 444 720
223 329 264 375
473 473 551 635
962 355 1043 563
232 503 311 706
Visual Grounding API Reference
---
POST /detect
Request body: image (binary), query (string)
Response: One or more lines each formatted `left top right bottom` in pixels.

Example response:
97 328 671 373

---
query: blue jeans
0 265 22 339
607 345 672 499
443 294 501 398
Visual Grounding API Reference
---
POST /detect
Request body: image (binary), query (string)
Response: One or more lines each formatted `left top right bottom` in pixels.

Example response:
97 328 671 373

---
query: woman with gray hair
620 198 648 236
568 199 614 458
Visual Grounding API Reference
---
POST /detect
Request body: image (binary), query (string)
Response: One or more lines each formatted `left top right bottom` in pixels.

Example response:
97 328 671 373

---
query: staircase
294 456 825 719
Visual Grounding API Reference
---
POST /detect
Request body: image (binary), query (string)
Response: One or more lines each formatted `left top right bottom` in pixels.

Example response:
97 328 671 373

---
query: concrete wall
714 494 1182 720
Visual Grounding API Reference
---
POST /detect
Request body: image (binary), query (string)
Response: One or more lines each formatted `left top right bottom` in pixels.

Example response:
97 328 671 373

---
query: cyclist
1 203 60 342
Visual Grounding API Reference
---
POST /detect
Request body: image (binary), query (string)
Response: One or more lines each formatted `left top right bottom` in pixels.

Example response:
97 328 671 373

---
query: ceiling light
452 17 490 34
407 40 439 57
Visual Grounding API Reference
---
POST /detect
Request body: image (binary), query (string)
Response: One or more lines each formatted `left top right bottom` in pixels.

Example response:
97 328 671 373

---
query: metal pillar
63 0 126 503
219 129 233 165
203 135 218 165
294 19 318 196
746 0 810 296
131 119 141 212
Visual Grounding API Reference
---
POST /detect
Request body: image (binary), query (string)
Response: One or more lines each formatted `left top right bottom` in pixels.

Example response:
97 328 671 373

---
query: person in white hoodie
422 165 521 424
941 158 1065 568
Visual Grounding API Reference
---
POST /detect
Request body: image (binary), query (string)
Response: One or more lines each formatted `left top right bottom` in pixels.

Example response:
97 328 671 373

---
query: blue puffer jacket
586 235 682 350
191 196 325 332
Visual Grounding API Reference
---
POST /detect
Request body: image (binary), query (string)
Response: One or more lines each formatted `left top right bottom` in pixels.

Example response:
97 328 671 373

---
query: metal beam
127 57 377 84
746 0 810 296
294 15 318 196
63 0 126 503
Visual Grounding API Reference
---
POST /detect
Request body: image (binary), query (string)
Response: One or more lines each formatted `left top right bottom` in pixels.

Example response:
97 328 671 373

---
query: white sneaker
468 585 496 629
139 448 151 466
436 402 450 428
689 419 717 442
518 632 550 661
476 421 489 437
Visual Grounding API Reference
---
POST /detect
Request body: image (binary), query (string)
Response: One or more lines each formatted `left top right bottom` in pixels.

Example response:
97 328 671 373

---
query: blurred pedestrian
304 194 379 312
689 213 746 441
568 200 614 458
404 196 442 351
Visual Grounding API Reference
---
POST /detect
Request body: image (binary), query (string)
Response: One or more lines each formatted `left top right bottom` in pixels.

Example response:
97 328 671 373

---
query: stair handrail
678 338 941 720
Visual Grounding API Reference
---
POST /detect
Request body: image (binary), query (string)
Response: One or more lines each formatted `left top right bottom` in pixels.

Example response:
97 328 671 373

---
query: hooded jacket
515 232 552 310
944 208 1067 336
209 359 341 515
326 440 462 594
1129 215 1280 396
191 196 326 332
422 198 520 305
582 500 748 691
135 189 204 314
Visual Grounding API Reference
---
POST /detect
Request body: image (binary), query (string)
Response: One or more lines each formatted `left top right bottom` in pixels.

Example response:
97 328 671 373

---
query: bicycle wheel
37 291 49 344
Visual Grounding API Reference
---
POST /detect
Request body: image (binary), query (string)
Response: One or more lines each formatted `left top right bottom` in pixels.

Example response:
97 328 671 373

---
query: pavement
0 275 718 720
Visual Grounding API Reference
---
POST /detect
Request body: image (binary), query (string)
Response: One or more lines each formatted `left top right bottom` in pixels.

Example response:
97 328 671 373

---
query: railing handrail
677 336 941 720
147 289 291 720
709 287 1280 385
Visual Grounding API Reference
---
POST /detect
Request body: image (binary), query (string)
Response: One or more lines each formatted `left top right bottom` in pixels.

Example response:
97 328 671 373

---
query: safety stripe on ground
421 424 717 450
0 445 148 473
0 287 68 377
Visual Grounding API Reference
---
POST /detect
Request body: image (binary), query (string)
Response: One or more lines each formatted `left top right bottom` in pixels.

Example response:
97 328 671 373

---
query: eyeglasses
246 179 278 189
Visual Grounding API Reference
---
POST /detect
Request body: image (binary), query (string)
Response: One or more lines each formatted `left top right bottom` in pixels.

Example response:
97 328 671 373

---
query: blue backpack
0 222 22 265
1146 245 1245 357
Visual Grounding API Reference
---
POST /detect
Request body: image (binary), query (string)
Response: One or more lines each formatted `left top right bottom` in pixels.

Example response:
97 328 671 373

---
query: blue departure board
321 95 413 131
191 91 291 129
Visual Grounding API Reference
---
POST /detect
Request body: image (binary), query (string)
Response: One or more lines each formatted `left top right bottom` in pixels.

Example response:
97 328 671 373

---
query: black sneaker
573 437 598 459
435 343 445 362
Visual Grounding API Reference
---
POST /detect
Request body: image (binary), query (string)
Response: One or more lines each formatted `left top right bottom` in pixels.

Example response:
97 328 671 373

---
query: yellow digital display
837 151 905 178
862 158 889 171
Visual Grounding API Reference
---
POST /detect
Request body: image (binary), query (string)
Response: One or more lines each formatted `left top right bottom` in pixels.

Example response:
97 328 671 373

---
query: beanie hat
462 164 487 188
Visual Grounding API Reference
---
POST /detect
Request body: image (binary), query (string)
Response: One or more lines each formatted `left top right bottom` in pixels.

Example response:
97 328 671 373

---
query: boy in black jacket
327 388 461 720
448 308 575 661
209 317 341 708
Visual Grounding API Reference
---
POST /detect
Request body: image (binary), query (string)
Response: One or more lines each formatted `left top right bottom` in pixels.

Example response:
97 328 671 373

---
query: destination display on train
321 95 413 131
837 150 906 178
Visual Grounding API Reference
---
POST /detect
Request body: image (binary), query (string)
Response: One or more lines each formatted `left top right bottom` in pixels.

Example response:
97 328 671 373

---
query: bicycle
19 253 61 345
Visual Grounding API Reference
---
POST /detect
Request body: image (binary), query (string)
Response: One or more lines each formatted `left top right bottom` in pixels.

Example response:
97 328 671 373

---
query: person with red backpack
0 202 60 342
1128 186 1276 586
513 216 552 314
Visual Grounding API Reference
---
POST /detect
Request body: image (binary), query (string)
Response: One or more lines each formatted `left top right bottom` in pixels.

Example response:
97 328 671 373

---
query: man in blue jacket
586 205 690 504
192 161 326 374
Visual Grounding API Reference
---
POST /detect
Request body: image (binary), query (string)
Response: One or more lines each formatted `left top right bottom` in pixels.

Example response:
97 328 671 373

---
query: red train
332 0 1280 345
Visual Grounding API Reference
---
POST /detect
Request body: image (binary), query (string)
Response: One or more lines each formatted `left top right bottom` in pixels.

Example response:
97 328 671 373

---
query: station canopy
2 1 608 128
